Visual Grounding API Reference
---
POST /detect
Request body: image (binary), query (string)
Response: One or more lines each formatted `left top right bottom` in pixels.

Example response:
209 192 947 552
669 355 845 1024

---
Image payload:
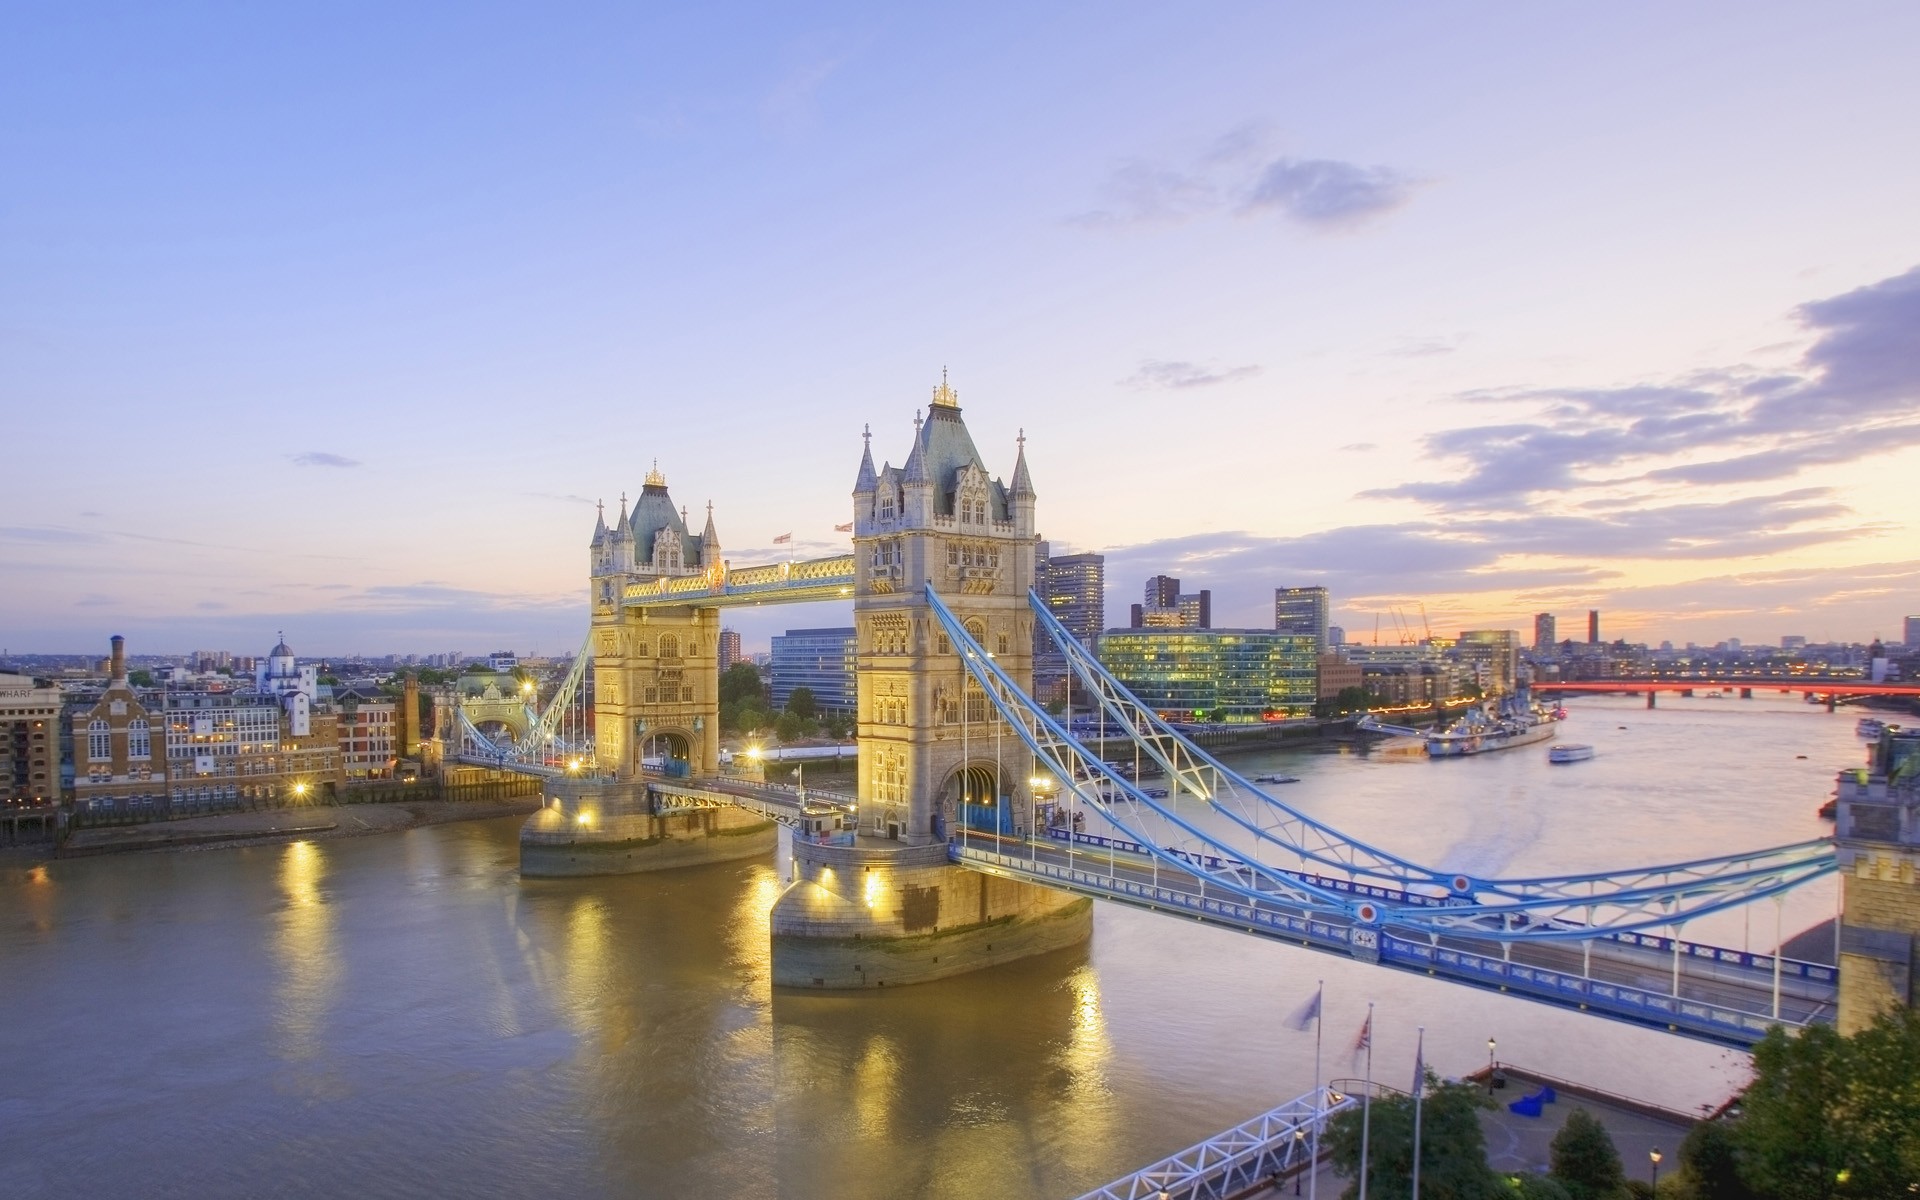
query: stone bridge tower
850 374 1040 844
588 466 724 778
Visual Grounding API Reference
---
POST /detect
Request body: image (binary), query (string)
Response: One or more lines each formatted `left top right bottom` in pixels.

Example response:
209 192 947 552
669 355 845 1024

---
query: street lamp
1487 1037 1497 1094
1650 1147 1662 1192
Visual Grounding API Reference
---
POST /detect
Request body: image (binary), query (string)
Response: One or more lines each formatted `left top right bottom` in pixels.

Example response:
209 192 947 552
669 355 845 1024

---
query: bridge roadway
952 831 1833 1048
1542 677 1920 697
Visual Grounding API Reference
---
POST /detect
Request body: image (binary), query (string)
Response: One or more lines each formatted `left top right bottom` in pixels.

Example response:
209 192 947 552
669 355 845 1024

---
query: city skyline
6 4 1919 654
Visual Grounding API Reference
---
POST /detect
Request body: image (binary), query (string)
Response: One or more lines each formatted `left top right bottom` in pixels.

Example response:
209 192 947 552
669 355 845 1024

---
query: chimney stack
110 635 127 683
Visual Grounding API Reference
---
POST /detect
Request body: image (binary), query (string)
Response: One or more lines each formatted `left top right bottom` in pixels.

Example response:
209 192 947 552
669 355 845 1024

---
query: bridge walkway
954 831 1832 1048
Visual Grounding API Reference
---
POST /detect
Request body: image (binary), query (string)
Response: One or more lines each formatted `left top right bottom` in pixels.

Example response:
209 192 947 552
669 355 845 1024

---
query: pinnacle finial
863 422 871 445
597 498 604 518
931 367 959 409
1017 427 1026 448
645 459 666 488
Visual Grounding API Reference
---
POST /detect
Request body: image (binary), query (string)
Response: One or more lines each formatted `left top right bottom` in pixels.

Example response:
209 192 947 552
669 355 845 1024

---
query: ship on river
1426 688 1564 758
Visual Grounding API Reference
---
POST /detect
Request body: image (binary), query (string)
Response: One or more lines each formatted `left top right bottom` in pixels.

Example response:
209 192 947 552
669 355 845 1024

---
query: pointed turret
610 492 635 572
1009 429 1035 498
701 500 721 556
901 409 932 525
591 498 609 548
853 423 878 495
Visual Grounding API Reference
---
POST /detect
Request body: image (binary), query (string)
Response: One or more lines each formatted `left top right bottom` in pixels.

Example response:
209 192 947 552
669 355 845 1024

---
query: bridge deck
953 832 1831 1048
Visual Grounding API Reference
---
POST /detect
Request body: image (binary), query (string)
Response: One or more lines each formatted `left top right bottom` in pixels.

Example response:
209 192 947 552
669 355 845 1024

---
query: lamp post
1487 1037 1497 1095
1650 1147 1662 1193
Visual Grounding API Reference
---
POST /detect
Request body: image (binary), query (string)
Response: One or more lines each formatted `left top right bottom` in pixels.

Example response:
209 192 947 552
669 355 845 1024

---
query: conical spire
591 498 609 546
701 500 721 547
903 410 929 485
853 423 878 493
612 493 632 540
1009 428 1035 498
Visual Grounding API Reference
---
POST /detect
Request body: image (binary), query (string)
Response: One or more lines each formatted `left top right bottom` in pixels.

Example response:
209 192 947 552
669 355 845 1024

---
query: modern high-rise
1533 613 1557 654
768 627 857 714
1275 587 1331 646
1041 550 1107 647
1906 615 1920 648
717 628 743 673
1098 629 1320 720
1457 629 1521 695
1144 575 1181 611
1587 610 1601 645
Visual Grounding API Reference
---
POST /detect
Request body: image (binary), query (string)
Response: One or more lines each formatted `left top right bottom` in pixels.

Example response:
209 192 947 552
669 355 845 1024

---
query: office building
769 627 857 713
1129 574 1209 629
1456 629 1521 696
1041 550 1106 647
718 629 744 673
1275 587 1331 649
1587 610 1601 645
1144 575 1181 611
1533 613 1557 654
1097 629 1319 721
1906 616 1920 649
1 671 61 807
1327 626 1345 647
1316 652 1363 700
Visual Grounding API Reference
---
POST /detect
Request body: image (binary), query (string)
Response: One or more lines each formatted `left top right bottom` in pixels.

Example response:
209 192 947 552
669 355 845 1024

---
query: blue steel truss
928 585 1835 943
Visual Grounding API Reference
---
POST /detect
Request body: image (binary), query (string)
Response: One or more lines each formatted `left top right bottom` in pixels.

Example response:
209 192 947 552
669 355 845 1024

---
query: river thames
1 694 1864 1199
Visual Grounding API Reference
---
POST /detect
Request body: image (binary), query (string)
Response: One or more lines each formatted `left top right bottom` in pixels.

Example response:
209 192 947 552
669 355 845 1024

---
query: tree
775 710 805 742
1550 1107 1626 1200
1510 1177 1573 1200
1671 1120 1752 1200
785 686 817 720
1327 1076 1504 1200
128 669 155 687
720 663 765 706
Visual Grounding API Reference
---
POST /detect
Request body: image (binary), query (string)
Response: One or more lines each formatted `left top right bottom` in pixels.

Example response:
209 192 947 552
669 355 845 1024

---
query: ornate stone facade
588 465 723 777
850 375 1040 843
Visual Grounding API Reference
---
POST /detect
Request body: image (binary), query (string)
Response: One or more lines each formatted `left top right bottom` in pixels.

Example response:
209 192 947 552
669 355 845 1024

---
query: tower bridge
487 374 1910 1047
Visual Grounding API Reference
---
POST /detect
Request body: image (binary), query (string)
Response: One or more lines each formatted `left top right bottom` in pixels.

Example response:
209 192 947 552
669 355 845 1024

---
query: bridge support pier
770 839 1091 988
1646 692 1656 709
1741 688 1753 699
520 777 776 877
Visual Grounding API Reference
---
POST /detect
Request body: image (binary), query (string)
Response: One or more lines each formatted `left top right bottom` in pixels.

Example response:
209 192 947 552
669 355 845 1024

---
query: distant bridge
1541 677 1918 697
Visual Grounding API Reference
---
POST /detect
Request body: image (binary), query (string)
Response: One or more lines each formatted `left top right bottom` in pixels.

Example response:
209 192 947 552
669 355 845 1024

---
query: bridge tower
850 374 1041 844
1834 731 1920 1031
771 376 1092 988
588 467 724 778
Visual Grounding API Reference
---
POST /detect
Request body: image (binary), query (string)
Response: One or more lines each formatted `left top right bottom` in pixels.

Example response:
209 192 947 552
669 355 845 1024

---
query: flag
1285 986 1322 1032
834 522 853 532
772 532 792 544
1352 1012 1372 1055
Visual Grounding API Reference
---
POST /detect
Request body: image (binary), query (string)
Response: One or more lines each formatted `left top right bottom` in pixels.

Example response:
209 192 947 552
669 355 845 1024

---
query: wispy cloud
1122 360 1262 390
0 525 107 545
1072 126 1422 233
1242 158 1417 228
291 451 361 468
1368 265 1920 511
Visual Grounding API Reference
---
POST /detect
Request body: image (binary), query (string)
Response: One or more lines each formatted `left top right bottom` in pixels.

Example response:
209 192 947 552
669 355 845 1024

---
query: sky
4 2 1918 658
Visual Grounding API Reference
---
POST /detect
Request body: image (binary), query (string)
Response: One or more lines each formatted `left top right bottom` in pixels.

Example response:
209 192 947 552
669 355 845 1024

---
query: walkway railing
1073 1086 1355 1200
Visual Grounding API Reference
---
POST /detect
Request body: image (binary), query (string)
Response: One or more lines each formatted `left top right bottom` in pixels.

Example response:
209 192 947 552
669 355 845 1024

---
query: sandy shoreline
0 798 543 863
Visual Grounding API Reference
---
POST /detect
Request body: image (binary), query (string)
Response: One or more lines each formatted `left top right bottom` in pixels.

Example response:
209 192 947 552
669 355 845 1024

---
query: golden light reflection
851 1033 902 1141
1056 964 1118 1127
28 865 49 886
563 896 620 1052
727 866 781 1000
273 840 342 1094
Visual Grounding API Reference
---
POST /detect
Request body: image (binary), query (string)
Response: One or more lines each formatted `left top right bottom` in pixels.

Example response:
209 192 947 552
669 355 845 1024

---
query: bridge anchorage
501 377 1845 1046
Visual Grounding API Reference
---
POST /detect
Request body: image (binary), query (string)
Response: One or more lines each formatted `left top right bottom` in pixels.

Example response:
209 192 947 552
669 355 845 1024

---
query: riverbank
0 797 544 863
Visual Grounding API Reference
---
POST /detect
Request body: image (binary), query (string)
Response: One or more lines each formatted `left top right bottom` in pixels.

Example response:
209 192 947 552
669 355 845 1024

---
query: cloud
291 451 360 468
1243 158 1417 228
1340 442 1378 453
1071 128 1420 233
1122 360 1262 390
521 491 596 506
0 526 107 545
1371 265 1920 510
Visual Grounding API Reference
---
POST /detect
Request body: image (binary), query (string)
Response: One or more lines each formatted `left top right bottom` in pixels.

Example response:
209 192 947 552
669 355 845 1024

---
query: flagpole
1358 1002 1373 1200
1410 1026 1425 1200
1310 979 1323 1200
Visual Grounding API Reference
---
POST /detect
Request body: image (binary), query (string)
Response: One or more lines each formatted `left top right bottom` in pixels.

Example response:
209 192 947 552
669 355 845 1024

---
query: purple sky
4 3 1917 657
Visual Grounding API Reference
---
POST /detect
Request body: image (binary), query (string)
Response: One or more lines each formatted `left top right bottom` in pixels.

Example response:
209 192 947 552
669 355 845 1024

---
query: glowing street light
1649 1148 1662 1192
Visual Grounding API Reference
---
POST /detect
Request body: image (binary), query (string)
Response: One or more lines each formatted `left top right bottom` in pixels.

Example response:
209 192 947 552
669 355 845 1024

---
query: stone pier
520 776 776 877
770 838 1092 988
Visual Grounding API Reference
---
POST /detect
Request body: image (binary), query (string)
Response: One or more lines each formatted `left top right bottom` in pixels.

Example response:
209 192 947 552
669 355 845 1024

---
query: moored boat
1426 687 1562 758
1548 744 1595 764
1857 717 1887 738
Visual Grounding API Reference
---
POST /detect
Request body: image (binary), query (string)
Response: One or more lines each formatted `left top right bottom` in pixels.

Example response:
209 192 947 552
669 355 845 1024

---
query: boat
1548 744 1595 764
1857 717 1887 738
1252 774 1300 785
1426 687 1562 758
1704 690 1725 699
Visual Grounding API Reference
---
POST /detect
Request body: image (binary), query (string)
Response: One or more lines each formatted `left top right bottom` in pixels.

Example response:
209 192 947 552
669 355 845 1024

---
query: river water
0 695 1863 1199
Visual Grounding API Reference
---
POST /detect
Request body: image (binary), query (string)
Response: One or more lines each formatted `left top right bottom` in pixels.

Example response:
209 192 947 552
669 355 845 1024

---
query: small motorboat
1548 744 1595 764
1252 774 1300 785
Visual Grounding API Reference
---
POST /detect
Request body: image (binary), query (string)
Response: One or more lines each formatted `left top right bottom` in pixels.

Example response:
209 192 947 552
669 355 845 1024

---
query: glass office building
769 627 857 713
1096 629 1320 721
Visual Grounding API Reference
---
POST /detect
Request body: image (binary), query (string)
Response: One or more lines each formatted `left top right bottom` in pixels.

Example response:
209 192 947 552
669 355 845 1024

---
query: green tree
1671 1120 1752 1200
1327 1076 1504 1200
1551 1108 1626 1200
1509 1177 1573 1200
775 710 805 742
128 669 155 687
785 686 817 720
720 663 765 706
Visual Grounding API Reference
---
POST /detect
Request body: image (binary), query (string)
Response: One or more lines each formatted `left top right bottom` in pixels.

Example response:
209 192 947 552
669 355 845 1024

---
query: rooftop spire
931 366 959 409
853 422 878 493
1010 427 1035 498
903 410 930 484
702 500 720 546
644 459 666 488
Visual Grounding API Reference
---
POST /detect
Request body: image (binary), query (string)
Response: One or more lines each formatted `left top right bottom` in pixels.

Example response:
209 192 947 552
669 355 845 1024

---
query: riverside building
769 628 858 714
1 671 61 807
1097 629 1318 721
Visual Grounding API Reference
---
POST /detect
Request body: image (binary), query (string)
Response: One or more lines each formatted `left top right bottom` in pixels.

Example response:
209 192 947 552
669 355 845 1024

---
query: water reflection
273 839 344 1098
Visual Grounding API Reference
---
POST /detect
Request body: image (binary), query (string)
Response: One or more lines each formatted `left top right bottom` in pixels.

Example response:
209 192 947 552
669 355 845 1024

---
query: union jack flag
772 532 791 544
